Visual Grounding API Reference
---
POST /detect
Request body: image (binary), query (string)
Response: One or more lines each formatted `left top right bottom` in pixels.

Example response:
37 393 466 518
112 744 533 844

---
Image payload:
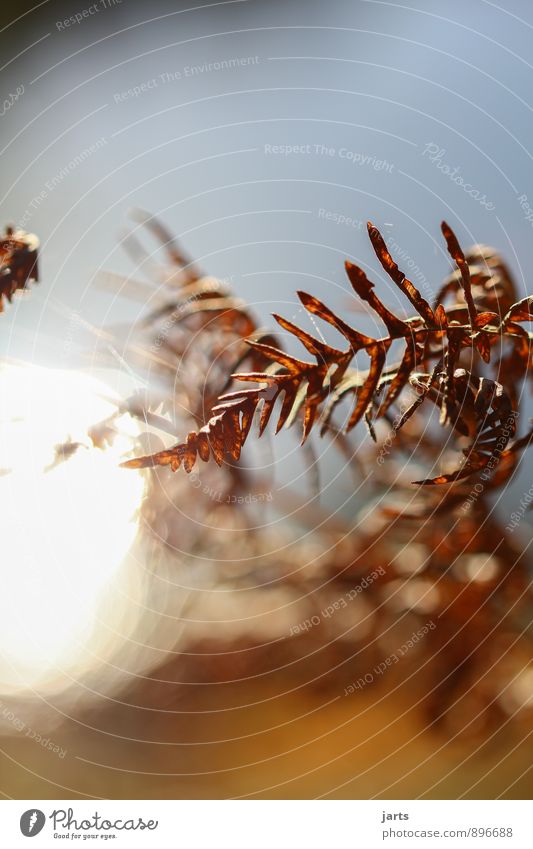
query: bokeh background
0 0 532 799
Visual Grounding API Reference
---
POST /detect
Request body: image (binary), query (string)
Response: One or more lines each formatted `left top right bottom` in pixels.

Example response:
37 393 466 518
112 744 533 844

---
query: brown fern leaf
409 369 516 484
123 220 533 483
113 212 277 421
433 241 518 317
0 226 39 311
367 222 436 326
124 208 201 285
122 391 261 471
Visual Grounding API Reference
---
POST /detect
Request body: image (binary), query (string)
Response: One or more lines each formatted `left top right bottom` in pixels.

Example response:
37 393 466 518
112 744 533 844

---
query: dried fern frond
123 220 532 486
108 213 533 733
0 226 39 312
409 369 516 485
96 211 276 427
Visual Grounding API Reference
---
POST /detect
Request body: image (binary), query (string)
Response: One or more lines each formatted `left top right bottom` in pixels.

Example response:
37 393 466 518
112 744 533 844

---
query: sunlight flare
0 365 144 692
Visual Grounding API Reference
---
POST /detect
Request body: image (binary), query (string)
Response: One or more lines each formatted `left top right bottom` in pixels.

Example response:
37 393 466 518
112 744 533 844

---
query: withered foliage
123 220 532 489
88 210 279 539
0 226 39 311
99 209 275 430
4 213 530 737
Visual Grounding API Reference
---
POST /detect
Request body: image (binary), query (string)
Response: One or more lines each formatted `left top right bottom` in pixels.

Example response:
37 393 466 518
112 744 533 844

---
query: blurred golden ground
1 674 531 800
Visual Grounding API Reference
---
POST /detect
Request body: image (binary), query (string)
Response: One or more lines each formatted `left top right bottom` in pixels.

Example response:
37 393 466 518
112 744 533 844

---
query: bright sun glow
0 365 145 693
